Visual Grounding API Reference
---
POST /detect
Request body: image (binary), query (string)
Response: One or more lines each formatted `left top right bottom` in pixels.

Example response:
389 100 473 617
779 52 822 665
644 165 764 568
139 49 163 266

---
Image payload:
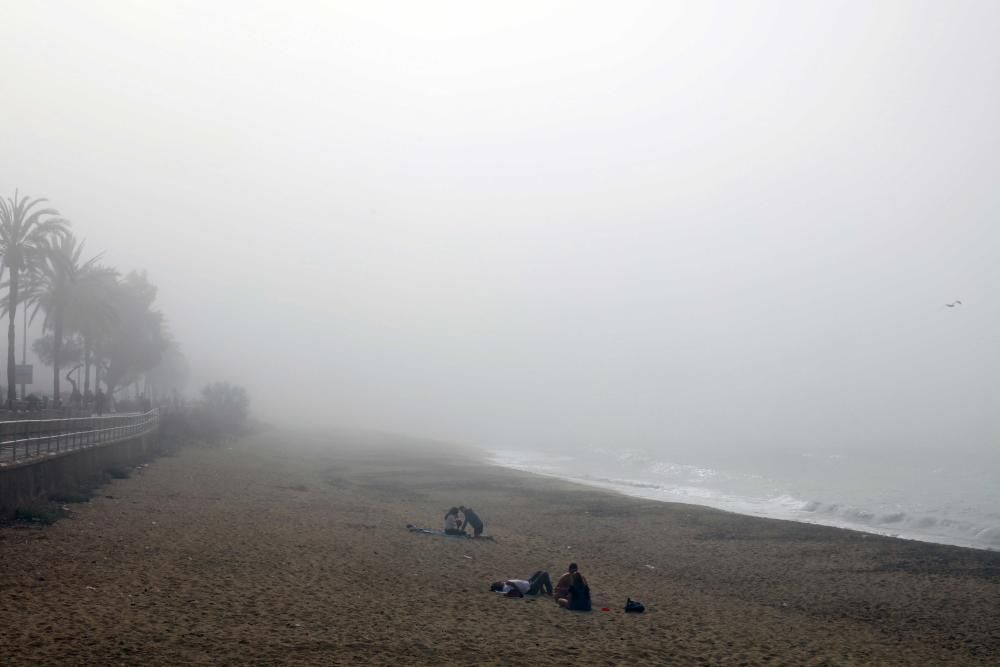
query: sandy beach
1 429 998 665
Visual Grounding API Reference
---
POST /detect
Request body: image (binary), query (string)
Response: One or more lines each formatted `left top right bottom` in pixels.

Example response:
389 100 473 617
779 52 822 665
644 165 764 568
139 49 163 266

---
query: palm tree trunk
94 338 102 393
52 315 63 406
20 307 27 399
6 266 18 407
83 336 91 395
65 365 80 395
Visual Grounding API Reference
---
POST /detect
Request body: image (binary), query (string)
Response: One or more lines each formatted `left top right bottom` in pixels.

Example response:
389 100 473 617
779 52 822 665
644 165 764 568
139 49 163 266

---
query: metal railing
0 409 160 466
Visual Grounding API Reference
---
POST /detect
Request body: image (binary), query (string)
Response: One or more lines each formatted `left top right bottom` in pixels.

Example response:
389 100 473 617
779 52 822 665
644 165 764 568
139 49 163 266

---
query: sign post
15 364 33 394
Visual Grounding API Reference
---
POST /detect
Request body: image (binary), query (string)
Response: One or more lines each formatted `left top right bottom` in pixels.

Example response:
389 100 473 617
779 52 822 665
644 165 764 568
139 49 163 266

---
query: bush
15 506 64 525
198 382 250 441
49 492 91 504
116 398 139 413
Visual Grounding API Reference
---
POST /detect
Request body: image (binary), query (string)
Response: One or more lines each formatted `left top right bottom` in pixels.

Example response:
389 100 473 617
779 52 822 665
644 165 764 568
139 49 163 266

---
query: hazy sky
1 1 998 454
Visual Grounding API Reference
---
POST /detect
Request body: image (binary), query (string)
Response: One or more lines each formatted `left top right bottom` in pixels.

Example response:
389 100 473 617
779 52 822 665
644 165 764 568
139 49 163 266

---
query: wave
798 500 1000 549
489 449 1000 551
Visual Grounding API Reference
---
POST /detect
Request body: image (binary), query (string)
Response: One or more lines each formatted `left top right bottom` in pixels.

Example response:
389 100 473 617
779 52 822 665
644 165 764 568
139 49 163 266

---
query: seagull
945 300 963 308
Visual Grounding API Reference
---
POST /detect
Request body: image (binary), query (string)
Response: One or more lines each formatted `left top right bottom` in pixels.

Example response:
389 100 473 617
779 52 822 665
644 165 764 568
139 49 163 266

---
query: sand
1 429 998 665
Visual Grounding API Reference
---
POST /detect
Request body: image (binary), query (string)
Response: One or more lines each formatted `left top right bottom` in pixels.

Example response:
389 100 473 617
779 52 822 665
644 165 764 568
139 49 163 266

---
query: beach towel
406 524 470 538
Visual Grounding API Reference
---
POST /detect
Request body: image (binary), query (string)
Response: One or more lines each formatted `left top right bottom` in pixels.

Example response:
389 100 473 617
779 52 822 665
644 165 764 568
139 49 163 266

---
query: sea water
491 444 1000 551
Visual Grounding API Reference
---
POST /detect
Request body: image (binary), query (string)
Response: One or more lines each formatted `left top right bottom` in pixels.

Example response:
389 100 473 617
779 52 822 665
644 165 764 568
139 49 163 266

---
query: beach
1 429 998 665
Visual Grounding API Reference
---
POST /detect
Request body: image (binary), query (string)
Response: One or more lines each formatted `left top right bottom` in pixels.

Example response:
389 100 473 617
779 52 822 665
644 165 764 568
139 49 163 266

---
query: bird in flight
945 300 963 308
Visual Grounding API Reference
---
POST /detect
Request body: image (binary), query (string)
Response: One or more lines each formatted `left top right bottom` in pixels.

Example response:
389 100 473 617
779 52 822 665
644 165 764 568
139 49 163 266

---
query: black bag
625 598 645 613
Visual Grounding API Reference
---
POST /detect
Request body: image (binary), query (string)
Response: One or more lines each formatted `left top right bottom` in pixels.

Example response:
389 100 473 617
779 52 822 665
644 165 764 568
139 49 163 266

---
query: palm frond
26 216 69 239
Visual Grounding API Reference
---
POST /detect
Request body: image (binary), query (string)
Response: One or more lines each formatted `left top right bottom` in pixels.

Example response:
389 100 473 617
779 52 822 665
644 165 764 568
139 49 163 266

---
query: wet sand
1 429 998 665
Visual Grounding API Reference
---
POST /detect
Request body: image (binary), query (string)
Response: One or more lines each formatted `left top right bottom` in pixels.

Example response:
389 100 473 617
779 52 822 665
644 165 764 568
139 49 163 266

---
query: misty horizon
2 1 997 457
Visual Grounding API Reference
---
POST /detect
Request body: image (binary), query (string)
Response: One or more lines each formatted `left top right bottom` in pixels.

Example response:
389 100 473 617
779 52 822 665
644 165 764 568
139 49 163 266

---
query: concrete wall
0 429 165 520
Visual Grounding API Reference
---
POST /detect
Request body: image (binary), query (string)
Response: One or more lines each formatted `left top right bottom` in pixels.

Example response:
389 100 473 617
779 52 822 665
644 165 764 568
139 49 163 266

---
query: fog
2 1 998 456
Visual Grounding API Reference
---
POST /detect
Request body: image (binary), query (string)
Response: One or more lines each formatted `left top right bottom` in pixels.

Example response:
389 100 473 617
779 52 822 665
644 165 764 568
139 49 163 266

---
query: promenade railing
0 409 160 466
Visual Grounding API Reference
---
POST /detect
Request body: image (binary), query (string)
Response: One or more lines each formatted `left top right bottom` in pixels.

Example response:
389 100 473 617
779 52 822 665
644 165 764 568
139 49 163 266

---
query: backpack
625 598 645 613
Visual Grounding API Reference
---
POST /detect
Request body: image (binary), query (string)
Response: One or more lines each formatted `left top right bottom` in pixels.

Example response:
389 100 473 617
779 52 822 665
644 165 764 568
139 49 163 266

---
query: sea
490 444 1000 551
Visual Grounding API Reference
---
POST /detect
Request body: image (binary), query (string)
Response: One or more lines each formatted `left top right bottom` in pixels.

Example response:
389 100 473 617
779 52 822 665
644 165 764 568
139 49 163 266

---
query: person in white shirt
490 571 553 596
444 508 464 535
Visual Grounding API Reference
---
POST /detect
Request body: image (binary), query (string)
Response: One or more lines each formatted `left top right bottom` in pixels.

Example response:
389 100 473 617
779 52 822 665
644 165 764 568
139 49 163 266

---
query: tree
100 271 168 399
0 191 69 406
200 382 250 439
63 264 119 396
31 333 83 369
147 337 189 401
26 234 110 403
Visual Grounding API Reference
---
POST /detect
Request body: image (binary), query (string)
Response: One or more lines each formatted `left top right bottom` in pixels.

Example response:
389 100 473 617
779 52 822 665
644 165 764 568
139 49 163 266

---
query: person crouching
459 506 484 537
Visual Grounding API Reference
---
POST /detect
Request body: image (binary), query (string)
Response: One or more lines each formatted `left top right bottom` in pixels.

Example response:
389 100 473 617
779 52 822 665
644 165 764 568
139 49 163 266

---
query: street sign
15 364 32 384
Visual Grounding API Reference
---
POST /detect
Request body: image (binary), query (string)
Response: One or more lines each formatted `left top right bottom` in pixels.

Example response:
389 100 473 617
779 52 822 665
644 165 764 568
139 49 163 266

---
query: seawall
0 430 168 519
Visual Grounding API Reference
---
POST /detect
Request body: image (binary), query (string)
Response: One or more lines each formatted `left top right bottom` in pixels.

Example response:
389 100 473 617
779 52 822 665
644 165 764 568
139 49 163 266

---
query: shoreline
2 429 998 664
489 450 1000 553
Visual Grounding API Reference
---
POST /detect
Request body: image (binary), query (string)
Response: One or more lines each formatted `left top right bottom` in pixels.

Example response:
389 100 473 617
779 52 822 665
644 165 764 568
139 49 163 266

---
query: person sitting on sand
489 570 553 597
459 506 485 537
558 572 591 611
554 563 588 600
444 508 464 535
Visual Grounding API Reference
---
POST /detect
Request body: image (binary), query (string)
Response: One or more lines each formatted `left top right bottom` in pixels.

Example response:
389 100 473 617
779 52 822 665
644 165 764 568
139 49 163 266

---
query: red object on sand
601 607 610 611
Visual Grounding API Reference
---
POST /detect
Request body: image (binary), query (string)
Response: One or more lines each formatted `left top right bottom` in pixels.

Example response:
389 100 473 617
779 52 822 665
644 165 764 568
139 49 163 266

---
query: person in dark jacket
458 506 484 537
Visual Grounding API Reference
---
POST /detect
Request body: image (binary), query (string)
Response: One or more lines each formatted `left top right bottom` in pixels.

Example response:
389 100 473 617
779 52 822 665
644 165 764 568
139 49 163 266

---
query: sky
1 1 998 454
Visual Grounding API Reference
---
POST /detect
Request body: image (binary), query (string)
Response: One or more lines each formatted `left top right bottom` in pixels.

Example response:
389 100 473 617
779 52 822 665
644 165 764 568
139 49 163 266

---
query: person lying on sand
458 506 485 537
490 571 553 597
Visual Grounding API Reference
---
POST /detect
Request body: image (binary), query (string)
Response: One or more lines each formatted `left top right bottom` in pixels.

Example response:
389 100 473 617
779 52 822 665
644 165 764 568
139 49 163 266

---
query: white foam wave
489 449 1000 551
798 501 1000 548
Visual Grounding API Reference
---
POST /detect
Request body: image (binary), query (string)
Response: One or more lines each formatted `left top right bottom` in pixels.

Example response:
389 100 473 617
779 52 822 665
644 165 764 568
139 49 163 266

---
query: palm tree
63 263 119 397
0 191 69 406
28 234 111 405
